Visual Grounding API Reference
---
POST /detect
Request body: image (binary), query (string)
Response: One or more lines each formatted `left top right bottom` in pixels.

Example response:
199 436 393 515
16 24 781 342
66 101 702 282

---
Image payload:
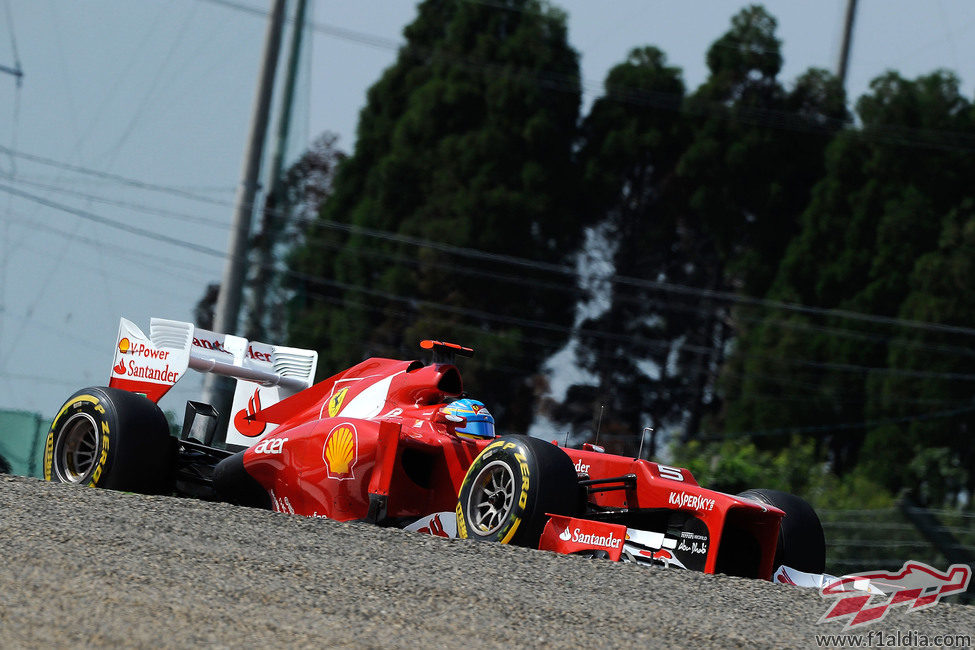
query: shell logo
323 423 357 480
118 338 131 354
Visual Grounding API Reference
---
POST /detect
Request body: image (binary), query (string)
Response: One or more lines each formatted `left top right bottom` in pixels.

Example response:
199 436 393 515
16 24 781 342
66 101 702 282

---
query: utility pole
246 0 309 342
204 0 287 410
836 0 858 89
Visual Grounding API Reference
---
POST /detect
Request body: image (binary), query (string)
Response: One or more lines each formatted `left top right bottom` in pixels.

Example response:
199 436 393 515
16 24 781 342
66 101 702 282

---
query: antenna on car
420 340 474 365
593 404 604 447
638 426 653 460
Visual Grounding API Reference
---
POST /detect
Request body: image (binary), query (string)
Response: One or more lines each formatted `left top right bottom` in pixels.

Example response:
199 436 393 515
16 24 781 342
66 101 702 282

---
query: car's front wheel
737 488 826 574
456 435 578 548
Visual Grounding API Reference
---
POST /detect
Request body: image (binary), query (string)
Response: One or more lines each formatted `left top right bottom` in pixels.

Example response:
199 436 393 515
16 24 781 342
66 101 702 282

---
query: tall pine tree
720 70 975 487
289 0 583 428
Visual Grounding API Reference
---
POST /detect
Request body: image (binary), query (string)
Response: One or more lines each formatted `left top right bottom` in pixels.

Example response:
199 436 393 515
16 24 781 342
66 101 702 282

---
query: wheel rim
467 460 516 536
55 413 101 483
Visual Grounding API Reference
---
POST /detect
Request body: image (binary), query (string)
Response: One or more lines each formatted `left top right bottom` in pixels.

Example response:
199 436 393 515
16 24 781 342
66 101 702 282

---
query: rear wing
108 317 318 442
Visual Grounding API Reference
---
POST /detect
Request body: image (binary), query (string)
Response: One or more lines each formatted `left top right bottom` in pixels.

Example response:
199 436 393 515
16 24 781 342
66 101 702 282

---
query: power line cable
6 214 216 286
3 174 230 231
8 177 975 386
0 144 227 206
7 157 975 363
298 217 975 338
1 0 22 82
198 0 975 154
105 1 201 159
10 187 974 434
15 144 975 342
704 401 975 441
0 182 226 258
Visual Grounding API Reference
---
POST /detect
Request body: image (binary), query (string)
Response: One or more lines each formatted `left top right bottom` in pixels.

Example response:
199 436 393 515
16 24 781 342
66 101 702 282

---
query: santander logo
192 337 230 355
561 526 622 549
234 388 267 438
573 458 591 474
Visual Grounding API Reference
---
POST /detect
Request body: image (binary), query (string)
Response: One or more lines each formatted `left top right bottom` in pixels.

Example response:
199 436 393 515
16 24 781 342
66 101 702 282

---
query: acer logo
252 437 287 455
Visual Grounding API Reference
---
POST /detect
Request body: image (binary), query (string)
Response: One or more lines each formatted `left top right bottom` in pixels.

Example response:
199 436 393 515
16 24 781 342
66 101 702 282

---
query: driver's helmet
442 398 495 439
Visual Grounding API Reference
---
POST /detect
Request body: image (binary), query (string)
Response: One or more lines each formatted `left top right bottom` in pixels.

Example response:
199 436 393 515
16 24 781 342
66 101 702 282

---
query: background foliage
280 2 975 524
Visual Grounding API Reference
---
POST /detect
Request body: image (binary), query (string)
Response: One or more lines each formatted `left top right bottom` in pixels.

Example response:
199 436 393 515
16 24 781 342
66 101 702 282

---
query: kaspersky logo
819 561 971 628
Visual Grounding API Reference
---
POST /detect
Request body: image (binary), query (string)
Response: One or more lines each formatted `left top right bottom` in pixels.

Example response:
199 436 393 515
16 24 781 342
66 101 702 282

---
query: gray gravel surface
1 475 973 649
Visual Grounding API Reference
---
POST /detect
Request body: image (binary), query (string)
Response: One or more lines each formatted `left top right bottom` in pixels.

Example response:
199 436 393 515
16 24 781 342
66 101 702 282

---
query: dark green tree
862 202 975 504
289 0 583 428
547 46 688 451
246 133 345 344
720 70 975 485
558 6 846 452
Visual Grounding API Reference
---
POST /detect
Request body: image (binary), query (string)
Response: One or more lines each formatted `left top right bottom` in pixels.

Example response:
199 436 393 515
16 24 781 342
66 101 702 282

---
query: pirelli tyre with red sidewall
456 435 579 548
44 386 174 494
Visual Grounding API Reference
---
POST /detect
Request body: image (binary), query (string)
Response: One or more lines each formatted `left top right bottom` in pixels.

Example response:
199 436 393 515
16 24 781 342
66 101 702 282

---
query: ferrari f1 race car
44 317 826 580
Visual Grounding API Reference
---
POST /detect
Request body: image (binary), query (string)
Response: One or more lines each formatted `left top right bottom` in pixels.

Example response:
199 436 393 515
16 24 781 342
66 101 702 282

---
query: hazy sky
2 0 974 417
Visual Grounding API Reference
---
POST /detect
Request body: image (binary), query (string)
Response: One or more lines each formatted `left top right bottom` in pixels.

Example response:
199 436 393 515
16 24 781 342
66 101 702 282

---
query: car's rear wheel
45 387 174 493
737 488 826 574
456 435 578 548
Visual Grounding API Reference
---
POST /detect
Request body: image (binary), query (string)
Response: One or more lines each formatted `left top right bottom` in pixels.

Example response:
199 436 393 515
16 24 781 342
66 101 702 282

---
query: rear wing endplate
108 317 318 406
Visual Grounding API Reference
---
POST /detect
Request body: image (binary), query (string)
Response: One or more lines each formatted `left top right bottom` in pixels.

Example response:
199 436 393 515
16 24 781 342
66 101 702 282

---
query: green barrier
0 409 51 479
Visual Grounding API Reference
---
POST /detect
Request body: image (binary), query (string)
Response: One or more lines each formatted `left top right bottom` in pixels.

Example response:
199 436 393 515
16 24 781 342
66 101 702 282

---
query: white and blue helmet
442 398 495 438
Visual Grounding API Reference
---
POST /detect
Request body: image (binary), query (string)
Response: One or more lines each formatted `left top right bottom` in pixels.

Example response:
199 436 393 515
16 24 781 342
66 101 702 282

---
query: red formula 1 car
44 317 826 580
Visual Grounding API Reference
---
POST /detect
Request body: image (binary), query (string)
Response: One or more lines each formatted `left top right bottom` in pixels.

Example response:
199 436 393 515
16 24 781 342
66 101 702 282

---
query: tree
862 202 975 504
548 46 688 451
719 70 975 486
557 5 847 452
288 0 583 428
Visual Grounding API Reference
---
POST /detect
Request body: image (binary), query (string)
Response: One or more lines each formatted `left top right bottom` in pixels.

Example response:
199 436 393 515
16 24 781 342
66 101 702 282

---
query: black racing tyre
456 435 578 548
213 451 272 509
44 386 174 494
737 488 826 574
